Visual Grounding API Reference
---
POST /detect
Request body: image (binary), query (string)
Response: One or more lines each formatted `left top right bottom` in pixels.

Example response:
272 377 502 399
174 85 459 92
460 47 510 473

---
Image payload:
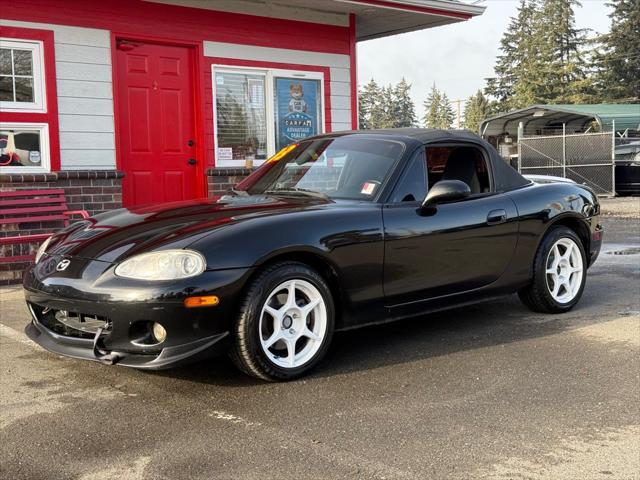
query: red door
115 40 199 207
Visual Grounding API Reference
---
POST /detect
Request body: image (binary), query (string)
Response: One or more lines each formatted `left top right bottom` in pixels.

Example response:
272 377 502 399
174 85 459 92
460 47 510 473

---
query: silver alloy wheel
258 279 327 369
545 237 584 304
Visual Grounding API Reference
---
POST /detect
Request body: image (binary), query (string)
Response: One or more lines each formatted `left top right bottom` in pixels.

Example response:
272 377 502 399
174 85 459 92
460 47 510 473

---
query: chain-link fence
518 130 615 196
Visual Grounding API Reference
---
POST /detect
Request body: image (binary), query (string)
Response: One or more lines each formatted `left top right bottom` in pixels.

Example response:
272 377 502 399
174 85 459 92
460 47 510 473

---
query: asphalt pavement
1 216 638 480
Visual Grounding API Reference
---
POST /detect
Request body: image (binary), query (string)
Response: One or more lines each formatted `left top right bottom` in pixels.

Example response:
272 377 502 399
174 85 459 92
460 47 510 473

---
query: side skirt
335 291 523 333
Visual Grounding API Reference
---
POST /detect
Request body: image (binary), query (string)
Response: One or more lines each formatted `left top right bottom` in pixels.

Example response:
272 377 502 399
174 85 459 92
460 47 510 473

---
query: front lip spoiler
25 315 229 370
589 224 604 267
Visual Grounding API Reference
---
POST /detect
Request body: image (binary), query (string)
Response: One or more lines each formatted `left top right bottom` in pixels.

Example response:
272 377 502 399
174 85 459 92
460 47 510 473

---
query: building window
1 27 58 173
213 66 324 167
0 123 50 173
214 70 269 165
0 39 45 113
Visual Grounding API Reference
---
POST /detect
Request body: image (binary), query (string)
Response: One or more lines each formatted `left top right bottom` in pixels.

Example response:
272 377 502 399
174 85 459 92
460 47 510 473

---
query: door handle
187 158 197 166
487 209 507 225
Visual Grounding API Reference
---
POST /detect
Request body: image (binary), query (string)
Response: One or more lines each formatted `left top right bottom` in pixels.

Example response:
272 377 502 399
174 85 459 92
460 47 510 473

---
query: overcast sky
357 0 613 120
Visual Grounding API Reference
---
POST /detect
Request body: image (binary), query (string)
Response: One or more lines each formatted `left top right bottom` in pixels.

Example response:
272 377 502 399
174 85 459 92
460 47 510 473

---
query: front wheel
518 226 587 313
230 262 335 381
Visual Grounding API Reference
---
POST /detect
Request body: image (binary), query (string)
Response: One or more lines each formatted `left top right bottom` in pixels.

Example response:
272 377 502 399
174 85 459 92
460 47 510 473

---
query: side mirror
422 180 471 208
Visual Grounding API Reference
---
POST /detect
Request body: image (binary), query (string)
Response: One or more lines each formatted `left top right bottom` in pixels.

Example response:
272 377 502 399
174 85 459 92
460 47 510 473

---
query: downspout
349 13 358 130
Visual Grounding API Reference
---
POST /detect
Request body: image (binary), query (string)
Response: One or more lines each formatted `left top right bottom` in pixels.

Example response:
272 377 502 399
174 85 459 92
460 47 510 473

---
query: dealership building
0 0 484 280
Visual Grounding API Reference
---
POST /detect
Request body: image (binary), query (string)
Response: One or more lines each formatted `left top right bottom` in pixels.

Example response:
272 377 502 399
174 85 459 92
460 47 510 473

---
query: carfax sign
275 77 321 150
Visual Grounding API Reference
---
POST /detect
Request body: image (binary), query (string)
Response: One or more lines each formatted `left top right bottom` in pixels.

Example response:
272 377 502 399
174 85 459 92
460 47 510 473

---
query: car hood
45 194 332 264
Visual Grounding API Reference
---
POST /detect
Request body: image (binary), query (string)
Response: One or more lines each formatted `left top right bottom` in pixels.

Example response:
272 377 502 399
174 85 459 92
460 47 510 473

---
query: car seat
441 148 481 194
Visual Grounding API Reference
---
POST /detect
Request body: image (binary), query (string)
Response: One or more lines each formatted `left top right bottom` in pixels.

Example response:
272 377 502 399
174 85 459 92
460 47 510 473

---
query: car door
382 144 519 307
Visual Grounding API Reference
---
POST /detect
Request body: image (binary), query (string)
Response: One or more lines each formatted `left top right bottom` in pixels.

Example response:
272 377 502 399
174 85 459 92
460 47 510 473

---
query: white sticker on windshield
361 182 377 195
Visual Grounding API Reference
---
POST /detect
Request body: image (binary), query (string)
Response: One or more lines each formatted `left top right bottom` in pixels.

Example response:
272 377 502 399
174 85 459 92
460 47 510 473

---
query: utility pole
452 98 464 129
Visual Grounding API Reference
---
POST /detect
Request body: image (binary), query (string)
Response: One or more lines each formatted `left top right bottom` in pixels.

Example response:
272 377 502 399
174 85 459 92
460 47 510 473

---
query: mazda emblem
56 259 71 271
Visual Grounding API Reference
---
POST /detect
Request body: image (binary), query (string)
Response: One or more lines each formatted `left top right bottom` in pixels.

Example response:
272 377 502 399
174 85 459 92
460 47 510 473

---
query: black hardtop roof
319 128 484 144
312 128 530 193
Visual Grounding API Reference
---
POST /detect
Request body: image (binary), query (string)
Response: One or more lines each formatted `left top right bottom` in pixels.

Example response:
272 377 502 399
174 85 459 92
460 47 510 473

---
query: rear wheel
230 262 335 381
518 226 586 313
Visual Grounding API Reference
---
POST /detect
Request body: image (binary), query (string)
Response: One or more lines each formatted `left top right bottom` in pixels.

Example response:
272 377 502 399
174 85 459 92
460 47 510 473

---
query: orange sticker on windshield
361 182 377 195
266 143 298 163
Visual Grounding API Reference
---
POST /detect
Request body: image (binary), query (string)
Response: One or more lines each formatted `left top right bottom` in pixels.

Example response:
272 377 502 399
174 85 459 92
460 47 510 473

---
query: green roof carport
480 104 640 137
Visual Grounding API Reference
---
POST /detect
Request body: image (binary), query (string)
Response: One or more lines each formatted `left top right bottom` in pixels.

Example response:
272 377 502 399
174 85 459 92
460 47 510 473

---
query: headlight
35 236 53 264
114 250 206 280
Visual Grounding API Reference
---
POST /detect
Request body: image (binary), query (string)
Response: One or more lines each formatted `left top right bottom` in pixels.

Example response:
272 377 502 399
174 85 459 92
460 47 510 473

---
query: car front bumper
23 255 251 370
589 222 604 267
25 314 229 370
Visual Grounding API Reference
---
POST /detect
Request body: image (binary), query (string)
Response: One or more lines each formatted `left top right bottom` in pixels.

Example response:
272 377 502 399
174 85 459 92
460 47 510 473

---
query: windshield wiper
265 187 328 199
229 188 248 196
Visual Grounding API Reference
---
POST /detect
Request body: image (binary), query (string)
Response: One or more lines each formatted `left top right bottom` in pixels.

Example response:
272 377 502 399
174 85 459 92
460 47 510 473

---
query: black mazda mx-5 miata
24 129 603 380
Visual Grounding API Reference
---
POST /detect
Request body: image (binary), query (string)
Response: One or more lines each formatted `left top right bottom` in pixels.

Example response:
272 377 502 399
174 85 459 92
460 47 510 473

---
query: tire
518 226 587 314
229 261 335 381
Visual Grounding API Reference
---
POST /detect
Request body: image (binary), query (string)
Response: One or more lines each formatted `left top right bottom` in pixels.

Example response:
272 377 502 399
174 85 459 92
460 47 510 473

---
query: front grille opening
30 303 112 339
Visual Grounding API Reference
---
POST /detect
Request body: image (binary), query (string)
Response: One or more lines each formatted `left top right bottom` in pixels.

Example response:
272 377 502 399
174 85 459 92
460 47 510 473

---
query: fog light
152 322 167 343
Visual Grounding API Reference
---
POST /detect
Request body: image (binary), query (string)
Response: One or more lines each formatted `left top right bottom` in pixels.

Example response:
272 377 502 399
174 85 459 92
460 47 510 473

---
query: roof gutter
335 0 485 20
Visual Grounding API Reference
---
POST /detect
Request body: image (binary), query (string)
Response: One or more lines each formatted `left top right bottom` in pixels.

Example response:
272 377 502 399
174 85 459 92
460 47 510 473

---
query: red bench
0 189 89 263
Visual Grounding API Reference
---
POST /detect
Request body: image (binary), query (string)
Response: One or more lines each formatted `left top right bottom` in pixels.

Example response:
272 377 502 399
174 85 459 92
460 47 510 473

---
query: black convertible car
24 129 603 381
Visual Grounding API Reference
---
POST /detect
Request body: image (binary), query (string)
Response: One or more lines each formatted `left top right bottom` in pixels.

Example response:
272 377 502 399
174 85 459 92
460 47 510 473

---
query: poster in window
275 78 320 150
0 130 42 167
247 78 264 108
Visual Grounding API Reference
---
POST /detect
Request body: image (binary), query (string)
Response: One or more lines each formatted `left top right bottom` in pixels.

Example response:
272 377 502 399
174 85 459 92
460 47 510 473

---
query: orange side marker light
184 295 220 308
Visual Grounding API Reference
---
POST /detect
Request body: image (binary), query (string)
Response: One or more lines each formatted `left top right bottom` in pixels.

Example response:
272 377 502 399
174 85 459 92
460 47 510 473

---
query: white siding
59 115 114 132
60 150 117 169
331 109 352 125
56 62 112 82
204 41 353 132
330 81 351 97
58 97 113 116
329 67 350 83
330 95 350 110
57 79 113 99
331 122 352 131
59 132 114 149
1 19 116 170
55 44 111 64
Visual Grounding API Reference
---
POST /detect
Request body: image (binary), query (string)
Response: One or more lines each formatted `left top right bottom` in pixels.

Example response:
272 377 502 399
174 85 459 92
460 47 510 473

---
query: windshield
236 136 405 200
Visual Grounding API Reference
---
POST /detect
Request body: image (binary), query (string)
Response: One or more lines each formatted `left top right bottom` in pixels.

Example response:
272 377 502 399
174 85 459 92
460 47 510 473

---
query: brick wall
206 167 252 196
0 170 124 285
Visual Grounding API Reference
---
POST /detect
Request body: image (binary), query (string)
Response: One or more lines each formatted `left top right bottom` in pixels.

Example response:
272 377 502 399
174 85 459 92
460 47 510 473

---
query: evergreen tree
359 78 418 129
463 90 491 133
423 83 442 128
596 0 640 102
439 93 456 129
423 84 455 129
393 78 417 127
485 0 541 111
537 0 590 103
378 84 397 128
358 79 382 129
486 0 593 109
